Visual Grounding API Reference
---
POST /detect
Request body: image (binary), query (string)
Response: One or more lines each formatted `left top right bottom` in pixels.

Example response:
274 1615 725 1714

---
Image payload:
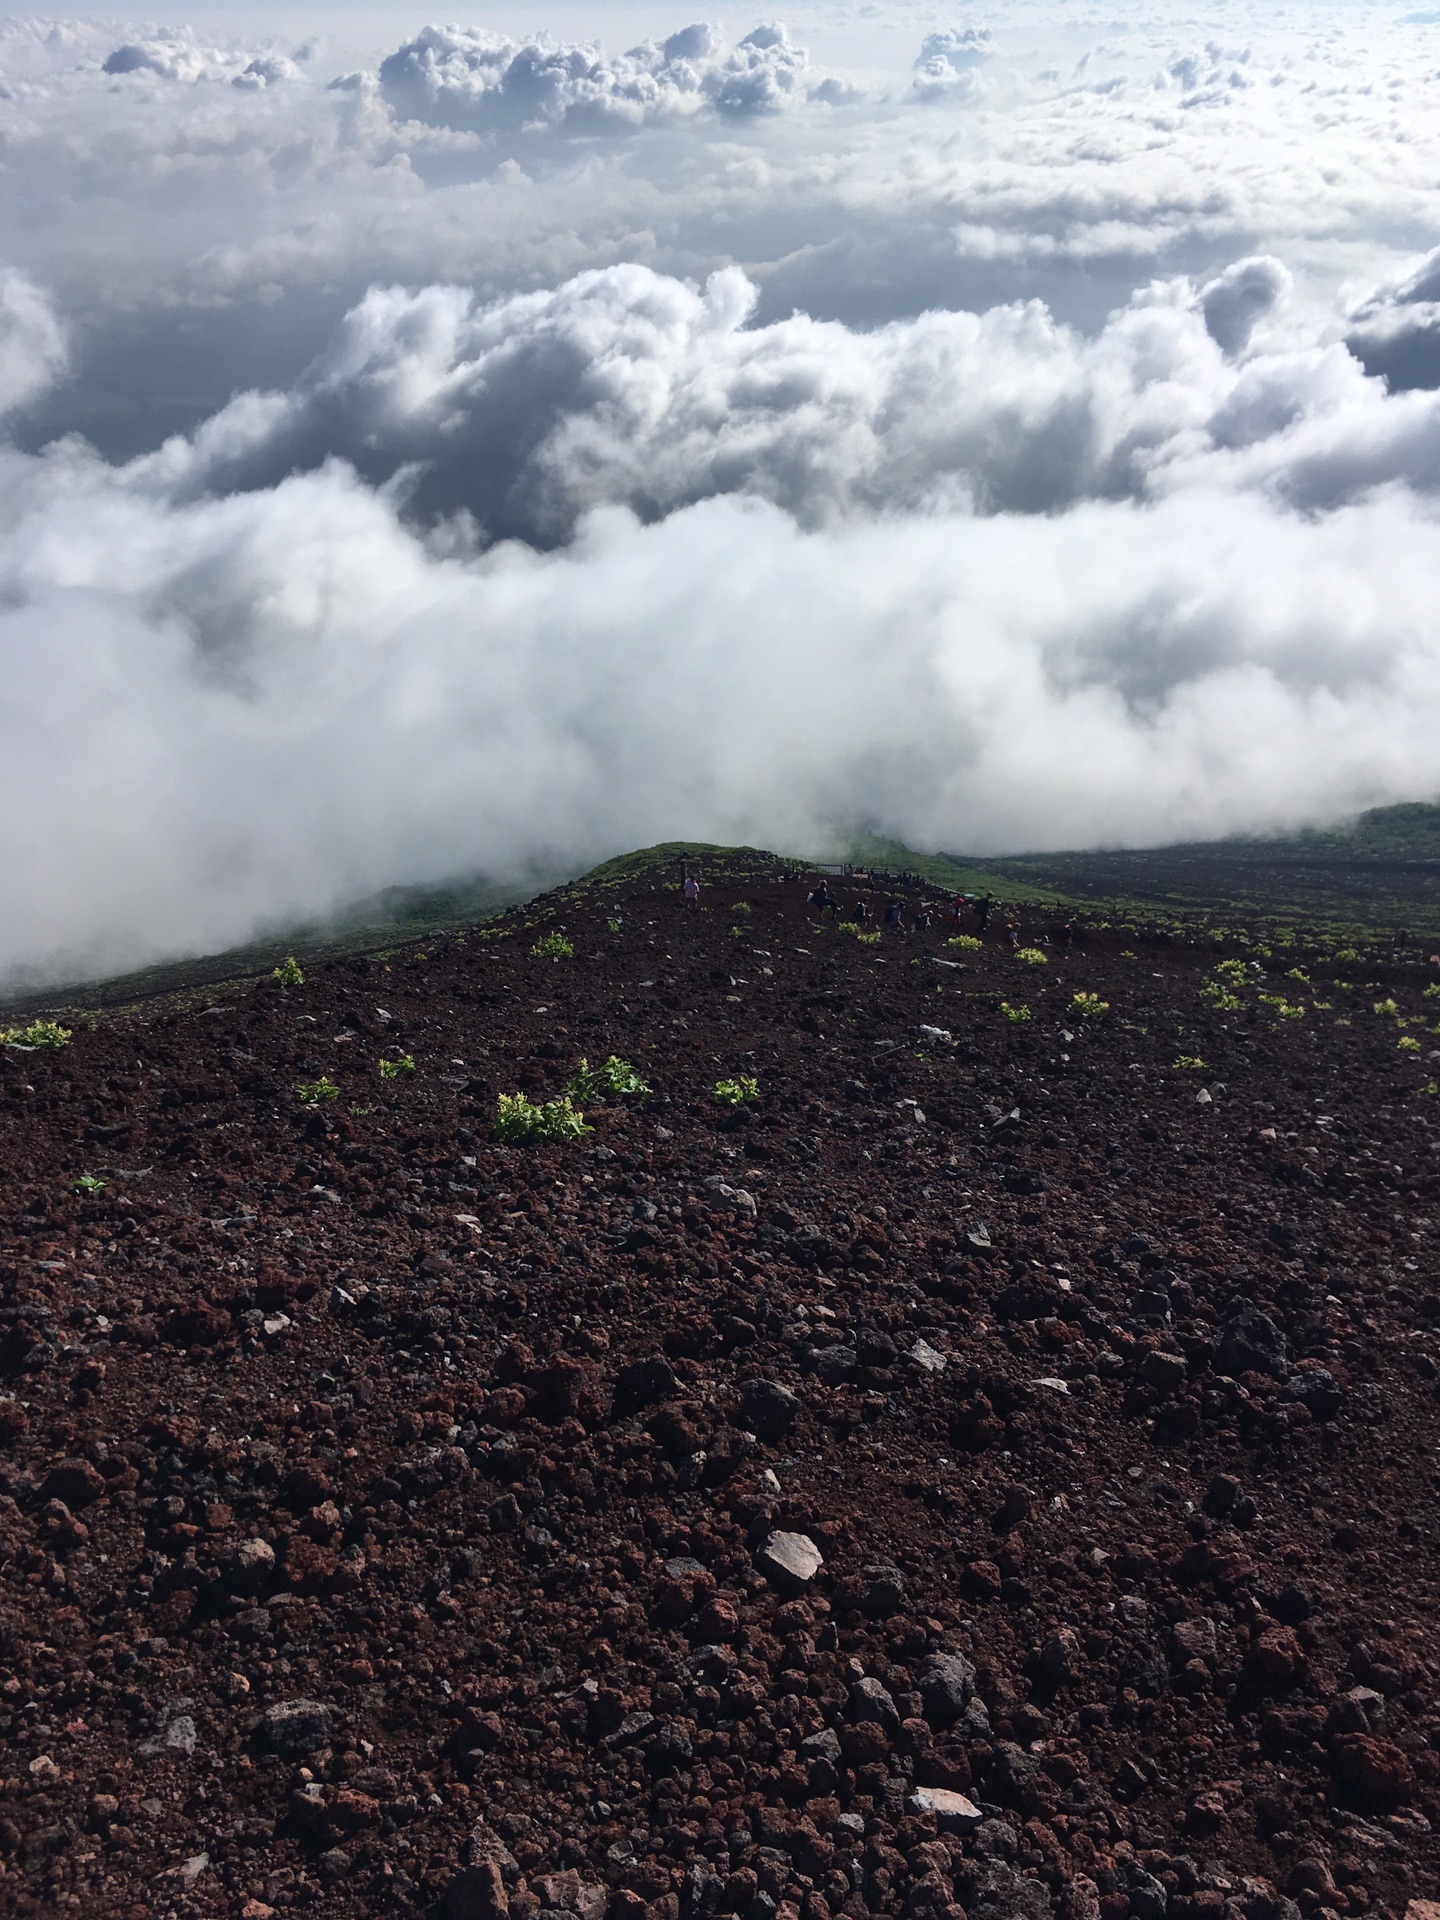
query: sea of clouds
5 1 1440 986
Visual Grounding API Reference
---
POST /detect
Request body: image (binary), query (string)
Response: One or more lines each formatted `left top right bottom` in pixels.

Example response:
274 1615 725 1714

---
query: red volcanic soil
2 850 1439 1920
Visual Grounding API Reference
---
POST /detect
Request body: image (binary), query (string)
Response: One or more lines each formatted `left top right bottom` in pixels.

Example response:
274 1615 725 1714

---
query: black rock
260 1698 335 1756
917 1650 976 1727
739 1378 800 1442
1278 1368 1342 1420
613 1356 680 1418
1214 1298 1289 1379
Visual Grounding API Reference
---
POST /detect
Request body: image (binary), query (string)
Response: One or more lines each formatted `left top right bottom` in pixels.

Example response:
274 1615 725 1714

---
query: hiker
1061 919 1076 954
808 880 838 919
683 874 700 910
974 892 992 931
915 903 934 933
1006 921 1020 948
884 899 906 934
853 899 871 927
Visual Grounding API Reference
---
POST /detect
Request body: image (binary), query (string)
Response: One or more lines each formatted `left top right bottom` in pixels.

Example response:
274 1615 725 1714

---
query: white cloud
374 20 811 136
0 269 66 417
3 4 1440 984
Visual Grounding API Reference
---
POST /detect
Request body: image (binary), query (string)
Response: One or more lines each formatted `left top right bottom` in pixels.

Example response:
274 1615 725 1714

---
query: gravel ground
1 852 1438 1920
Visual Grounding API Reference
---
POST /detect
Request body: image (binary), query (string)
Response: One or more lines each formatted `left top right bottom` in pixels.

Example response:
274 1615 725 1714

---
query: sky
5 1 1440 986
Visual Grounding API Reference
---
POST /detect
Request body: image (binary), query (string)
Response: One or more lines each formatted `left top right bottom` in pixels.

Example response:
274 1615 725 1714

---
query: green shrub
1070 991 1109 1018
1015 947 1048 966
947 934 982 952
715 1075 760 1106
1423 982 1440 1000
1 1019 71 1049
567 1055 651 1103
533 933 574 961
494 1092 591 1144
297 1076 340 1105
272 955 304 988
379 1054 416 1079
1000 1002 1031 1023
1399 1036 1422 1052
731 901 752 915
606 917 622 935
1334 947 1359 963
1373 997 1400 1019
856 931 881 947
74 1174 108 1194
1172 1055 1207 1070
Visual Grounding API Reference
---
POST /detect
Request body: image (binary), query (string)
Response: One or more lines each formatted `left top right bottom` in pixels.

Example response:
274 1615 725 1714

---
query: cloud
6 4 1440 986
375 21 810 136
124 257 1431 547
1200 255 1289 357
913 28 990 103
100 29 303 88
4 437 1440 989
0 269 66 417
1346 245 1440 392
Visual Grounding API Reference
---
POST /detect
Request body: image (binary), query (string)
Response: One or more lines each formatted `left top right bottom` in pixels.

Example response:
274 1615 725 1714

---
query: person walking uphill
683 873 700 910
884 899 906 935
974 891 993 932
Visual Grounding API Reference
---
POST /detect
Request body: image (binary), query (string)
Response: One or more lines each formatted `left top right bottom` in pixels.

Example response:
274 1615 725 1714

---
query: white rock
907 1787 983 1832
756 1530 823 1590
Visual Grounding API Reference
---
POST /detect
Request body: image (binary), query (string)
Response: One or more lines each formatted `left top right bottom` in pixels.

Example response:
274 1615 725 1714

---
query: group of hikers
678 863 1075 950
806 877 994 937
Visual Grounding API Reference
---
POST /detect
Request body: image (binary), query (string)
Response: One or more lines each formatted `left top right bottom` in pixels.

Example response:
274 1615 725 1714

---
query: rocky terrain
2 849 1439 1920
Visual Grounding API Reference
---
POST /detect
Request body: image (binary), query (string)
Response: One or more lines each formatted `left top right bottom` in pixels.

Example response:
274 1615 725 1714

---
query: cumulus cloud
4 437 1440 989
122 258 1417 545
0 269 66 417
100 28 303 87
913 28 990 103
1346 245 1440 392
374 20 810 136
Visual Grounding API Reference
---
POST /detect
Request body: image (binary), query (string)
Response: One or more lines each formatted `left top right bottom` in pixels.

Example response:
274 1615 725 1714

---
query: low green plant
296 1076 341 1105
1334 947 1359 963
731 901 752 915
379 1054 416 1079
1 1019 72 1049
1424 982 1440 1000
1285 967 1309 983
1374 997 1400 1018
947 934 982 952
533 932 574 961
1399 1036 1422 1052
272 955 304 988
1259 994 1305 1020
494 1092 591 1144
715 1075 760 1105
74 1174 108 1194
566 1055 651 1103
348 1103 371 1117
1071 991 1109 1018
1172 1055 1207 1070
1015 947 1048 966
1201 984 1244 1011
1000 1002 1031 1023
856 931 881 947
606 917 622 935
